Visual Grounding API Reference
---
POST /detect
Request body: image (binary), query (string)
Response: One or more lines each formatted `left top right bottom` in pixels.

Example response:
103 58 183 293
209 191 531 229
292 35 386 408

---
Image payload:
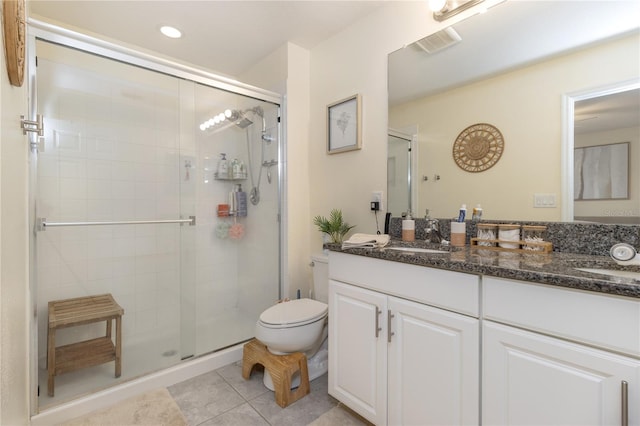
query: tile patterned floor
168 361 369 426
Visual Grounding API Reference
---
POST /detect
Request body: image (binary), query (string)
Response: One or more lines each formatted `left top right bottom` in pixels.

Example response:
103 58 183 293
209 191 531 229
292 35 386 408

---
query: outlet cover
371 191 384 211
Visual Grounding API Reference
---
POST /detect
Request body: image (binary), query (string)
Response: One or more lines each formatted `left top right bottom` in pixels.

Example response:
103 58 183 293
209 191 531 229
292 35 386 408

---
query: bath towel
341 233 390 249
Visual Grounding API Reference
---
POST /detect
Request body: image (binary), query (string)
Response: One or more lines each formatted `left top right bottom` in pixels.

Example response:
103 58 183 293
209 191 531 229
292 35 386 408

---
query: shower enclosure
387 130 415 217
29 27 282 411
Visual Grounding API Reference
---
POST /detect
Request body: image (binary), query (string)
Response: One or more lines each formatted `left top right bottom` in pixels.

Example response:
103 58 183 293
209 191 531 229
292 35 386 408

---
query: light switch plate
534 193 557 208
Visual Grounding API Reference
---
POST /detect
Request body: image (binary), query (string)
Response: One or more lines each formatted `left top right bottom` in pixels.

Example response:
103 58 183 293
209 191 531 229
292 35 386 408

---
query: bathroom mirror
566 83 640 224
388 0 640 223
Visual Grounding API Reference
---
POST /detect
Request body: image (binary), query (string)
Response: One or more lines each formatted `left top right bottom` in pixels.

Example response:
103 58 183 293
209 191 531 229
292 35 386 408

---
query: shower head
246 106 266 133
234 115 253 129
226 109 253 129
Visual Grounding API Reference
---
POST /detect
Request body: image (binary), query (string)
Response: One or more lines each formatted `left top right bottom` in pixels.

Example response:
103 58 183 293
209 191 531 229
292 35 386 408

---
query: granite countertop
327 240 640 299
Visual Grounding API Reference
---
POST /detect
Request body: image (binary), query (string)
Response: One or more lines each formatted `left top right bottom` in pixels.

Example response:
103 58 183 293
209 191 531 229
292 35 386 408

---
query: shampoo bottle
229 189 236 214
457 204 467 222
235 184 247 217
231 158 241 179
472 204 483 221
217 153 228 178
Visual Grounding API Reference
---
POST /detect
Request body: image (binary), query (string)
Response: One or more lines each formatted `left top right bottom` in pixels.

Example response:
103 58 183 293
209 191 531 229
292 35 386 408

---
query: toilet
255 253 329 390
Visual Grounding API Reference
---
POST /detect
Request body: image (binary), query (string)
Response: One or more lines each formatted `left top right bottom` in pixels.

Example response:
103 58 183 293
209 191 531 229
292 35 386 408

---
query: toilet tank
311 253 329 303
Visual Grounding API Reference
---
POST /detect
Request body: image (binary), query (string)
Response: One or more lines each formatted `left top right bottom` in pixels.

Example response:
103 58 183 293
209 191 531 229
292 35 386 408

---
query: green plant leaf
313 209 355 243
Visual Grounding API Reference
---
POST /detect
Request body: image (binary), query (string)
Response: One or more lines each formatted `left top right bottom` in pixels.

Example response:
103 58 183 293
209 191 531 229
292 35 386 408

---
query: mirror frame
562 78 640 222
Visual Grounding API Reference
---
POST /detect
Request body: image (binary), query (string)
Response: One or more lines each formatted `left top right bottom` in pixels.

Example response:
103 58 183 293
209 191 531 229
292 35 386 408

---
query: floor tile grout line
226 375 277 425
209 370 257 425
216 368 274 425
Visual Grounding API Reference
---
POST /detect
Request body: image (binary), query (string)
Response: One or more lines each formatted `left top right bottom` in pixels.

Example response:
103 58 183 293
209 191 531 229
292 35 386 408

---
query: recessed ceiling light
160 26 182 39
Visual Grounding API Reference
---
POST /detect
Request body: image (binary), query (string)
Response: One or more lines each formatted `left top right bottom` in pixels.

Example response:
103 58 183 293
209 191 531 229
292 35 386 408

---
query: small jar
476 223 498 246
402 218 415 242
498 224 520 249
522 225 547 251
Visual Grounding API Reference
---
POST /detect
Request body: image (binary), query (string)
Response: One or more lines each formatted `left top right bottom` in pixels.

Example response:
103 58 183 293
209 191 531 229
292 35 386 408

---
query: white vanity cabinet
483 277 640 425
328 252 480 425
329 280 388 425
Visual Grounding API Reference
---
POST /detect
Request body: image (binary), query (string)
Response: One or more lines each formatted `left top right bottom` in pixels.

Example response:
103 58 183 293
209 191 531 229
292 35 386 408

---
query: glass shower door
190 83 281 357
34 39 193 408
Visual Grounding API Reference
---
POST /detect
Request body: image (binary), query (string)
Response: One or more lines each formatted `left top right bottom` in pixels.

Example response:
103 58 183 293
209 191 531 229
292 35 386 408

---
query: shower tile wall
36 44 184 368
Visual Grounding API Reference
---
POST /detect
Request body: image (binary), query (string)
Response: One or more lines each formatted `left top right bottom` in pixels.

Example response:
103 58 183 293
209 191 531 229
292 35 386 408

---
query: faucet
425 218 444 244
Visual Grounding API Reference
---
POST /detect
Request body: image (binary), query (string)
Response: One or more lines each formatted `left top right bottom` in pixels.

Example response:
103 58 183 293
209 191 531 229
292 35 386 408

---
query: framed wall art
327 94 361 154
574 141 629 200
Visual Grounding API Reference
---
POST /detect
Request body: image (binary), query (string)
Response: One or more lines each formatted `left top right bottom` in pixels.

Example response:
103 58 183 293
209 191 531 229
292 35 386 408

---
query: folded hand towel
341 233 390 249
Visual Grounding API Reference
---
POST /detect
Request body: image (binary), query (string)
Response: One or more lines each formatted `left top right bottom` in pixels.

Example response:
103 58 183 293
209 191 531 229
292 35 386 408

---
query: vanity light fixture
431 0 486 22
199 109 236 131
160 25 182 39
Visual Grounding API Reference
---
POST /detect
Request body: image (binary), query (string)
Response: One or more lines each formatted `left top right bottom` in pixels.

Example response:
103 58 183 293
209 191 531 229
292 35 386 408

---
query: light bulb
199 124 206 131
429 0 447 12
225 109 233 118
160 26 182 39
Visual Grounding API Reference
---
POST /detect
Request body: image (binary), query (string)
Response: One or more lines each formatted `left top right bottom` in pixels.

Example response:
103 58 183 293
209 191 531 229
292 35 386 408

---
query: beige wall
1 11 31 425
390 34 640 221
308 2 438 250
241 42 312 299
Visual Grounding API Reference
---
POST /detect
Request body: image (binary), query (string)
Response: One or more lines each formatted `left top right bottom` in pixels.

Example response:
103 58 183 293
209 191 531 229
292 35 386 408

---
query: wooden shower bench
47 294 124 397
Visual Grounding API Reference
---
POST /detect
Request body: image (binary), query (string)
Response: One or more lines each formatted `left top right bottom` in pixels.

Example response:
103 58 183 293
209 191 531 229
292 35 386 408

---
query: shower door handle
37 216 196 231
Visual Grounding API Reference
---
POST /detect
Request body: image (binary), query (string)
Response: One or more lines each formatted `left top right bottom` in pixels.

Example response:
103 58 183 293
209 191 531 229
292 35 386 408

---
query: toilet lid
259 298 328 326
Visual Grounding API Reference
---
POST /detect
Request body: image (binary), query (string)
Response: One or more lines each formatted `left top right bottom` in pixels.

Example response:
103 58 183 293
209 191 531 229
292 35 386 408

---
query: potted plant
313 209 356 244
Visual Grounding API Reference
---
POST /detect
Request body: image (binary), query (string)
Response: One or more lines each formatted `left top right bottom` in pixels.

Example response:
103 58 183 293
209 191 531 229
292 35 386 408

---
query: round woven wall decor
452 123 504 173
2 0 26 87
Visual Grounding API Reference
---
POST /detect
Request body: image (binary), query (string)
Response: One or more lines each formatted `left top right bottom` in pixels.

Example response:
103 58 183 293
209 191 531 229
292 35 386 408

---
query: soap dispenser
402 211 415 242
217 153 228 178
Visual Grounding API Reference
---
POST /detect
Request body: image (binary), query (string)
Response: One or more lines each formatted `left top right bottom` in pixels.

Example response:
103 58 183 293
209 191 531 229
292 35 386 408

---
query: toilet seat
259 299 327 329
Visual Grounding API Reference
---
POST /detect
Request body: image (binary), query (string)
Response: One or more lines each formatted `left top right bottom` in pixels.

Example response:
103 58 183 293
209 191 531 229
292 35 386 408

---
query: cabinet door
329 280 388 425
388 297 479 426
484 321 640 425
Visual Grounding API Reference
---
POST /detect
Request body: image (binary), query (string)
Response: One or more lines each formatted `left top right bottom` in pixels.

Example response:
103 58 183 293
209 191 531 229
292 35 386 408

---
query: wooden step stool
242 338 310 408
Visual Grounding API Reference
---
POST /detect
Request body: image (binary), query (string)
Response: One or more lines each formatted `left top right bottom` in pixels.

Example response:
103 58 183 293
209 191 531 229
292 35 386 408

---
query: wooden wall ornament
2 0 26 87
452 123 504 173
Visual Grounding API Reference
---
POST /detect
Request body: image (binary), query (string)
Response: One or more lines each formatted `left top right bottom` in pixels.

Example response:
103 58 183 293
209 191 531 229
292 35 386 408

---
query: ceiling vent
413 27 462 54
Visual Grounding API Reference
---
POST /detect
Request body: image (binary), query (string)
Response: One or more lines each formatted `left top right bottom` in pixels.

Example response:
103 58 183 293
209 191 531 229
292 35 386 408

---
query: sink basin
384 247 448 254
574 268 640 281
